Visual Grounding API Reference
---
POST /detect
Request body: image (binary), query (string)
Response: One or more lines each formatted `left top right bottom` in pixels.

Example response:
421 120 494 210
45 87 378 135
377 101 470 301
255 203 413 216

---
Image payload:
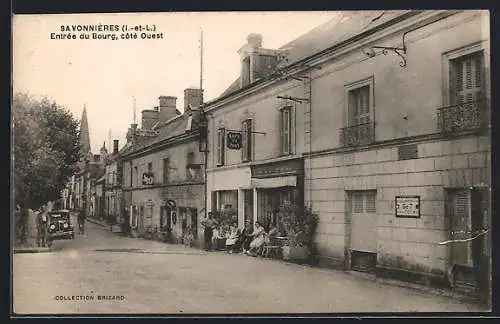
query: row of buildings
66 10 491 296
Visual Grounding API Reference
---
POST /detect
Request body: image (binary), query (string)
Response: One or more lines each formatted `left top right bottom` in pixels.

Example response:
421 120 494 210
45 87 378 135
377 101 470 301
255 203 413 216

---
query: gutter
203 11 419 110
204 10 460 112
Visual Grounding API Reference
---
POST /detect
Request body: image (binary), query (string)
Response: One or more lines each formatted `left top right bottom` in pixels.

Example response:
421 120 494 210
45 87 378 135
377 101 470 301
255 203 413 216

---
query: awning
251 176 296 188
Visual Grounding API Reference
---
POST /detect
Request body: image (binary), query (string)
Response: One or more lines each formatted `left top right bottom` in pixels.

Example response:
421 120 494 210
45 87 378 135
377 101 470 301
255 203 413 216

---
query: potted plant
278 202 319 262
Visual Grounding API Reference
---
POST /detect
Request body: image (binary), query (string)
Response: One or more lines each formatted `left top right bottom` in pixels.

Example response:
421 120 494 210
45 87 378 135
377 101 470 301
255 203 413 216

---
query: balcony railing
437 99 490 135
340 122 375 147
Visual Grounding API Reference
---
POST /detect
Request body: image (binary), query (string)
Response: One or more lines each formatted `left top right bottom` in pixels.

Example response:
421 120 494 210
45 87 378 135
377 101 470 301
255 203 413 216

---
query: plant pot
282 246 308 261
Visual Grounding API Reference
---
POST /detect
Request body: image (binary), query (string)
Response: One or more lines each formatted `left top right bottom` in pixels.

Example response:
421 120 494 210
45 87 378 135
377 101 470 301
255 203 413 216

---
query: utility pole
199 29 208 219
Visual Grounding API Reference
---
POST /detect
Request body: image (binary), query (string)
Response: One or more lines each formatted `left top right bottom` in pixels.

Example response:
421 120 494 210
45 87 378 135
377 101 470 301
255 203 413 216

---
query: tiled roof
215 10 412 99
120 109 202 158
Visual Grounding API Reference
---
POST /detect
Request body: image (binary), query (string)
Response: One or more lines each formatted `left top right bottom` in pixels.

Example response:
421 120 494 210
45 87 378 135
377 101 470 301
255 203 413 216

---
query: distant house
120 88 206 245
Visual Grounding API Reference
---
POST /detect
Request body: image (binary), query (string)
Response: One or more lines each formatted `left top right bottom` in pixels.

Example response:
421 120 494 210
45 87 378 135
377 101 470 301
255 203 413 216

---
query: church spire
79 104 92 161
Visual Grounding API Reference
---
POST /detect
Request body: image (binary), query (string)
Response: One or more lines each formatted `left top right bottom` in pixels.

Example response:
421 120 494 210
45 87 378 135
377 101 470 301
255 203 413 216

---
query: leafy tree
13 92 81 242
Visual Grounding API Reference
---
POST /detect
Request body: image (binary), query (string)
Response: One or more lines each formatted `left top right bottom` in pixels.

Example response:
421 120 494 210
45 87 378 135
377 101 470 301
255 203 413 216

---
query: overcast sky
13 12 338 153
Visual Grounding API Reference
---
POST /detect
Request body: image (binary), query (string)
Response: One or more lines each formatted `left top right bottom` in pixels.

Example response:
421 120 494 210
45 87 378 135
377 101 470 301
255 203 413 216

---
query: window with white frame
280 107 292 155
216 128 225 166
348 85 370 126
241 119 252 162
342 77 375 146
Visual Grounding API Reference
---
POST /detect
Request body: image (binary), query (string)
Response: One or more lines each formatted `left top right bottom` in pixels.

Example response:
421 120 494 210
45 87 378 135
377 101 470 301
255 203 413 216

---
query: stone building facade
204 32 313 229
203 10 490 297
121 88 205 244
300 10 490 294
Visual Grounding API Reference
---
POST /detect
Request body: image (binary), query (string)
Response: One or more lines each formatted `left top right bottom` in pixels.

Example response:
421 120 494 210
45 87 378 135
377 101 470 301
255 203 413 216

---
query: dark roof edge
203 10 427 109
120 130 201 161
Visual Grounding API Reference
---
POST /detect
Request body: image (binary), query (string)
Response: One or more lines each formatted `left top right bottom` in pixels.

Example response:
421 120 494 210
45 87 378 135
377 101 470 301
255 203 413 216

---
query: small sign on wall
395 196 421 218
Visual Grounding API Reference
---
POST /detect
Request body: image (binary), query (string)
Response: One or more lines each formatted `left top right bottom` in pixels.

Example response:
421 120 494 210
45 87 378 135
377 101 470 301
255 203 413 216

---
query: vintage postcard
12 10 491 315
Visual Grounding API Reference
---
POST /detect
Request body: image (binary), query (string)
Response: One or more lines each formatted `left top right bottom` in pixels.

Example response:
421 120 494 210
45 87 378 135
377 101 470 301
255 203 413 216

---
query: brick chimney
113 139 119 154
184 88 203 113
126 123 138 143
159 96 177 122
237 33 277 88
141 107 159 130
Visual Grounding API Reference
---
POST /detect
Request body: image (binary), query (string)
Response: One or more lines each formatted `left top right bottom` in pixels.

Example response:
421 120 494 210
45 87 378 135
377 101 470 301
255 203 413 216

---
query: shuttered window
241 119 252 162
450 52 485 105
446 189 472 267
216 128 225 166
348 85 370 126
162 158 169 184
280 107 292 155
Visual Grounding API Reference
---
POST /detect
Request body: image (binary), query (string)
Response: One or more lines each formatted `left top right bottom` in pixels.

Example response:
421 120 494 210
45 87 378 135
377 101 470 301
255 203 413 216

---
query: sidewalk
13 239 51 254
87 218 486 308
86 217 122 233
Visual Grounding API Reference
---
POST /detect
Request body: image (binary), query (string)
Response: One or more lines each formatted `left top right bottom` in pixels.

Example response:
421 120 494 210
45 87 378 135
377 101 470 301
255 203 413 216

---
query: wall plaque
395 196 420 218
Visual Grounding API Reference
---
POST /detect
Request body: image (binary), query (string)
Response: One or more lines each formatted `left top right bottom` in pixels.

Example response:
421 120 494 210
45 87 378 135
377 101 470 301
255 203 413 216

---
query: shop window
242 119 253 162
216 128 225 166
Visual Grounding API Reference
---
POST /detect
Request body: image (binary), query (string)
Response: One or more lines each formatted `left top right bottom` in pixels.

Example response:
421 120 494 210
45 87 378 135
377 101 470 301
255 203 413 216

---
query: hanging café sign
226 131 242 150
142 172 154 185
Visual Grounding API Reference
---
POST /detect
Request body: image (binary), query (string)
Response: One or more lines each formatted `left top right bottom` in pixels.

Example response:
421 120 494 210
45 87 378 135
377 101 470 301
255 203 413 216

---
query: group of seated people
212 220 281 256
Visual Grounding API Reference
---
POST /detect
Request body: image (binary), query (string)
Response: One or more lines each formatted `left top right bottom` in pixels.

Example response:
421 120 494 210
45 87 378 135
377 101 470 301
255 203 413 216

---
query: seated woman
225 222 240 253
247 222 266 256
264 223 279 245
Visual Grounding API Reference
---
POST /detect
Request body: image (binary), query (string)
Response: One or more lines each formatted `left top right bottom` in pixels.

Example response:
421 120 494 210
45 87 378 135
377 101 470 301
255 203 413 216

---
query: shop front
206 166 252 228
251 157 304 229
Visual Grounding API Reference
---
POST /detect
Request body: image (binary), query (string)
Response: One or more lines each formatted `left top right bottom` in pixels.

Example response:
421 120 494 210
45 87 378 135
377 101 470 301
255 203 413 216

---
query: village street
13 216 486 315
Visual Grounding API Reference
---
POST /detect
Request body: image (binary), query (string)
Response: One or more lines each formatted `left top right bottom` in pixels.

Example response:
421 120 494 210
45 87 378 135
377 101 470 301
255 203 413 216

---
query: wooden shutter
216 130 221 165
247 120 252 160
451 52 485 105
348 91 357 126
450 189 472 266
217 128 225 165
241 121 247 161
220 129 225 165
356 86 370 125
282 108 290 154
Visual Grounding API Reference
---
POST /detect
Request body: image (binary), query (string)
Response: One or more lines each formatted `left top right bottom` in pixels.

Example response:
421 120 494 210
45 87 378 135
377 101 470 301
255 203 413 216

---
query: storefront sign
226 131 242 150
142 172 154 185
395 196 420 218
251 158 304 178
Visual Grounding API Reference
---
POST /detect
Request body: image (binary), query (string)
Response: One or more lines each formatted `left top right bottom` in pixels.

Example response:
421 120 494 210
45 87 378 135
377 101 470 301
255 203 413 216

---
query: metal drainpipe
307 73 313 207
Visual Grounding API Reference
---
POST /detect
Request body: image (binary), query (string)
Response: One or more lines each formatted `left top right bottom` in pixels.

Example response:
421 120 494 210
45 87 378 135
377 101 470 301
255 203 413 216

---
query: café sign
226 131 242 150
395 196 420 218
142 172 154 185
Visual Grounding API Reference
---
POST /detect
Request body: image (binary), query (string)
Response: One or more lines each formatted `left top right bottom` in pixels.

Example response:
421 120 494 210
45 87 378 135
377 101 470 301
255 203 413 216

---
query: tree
13 92 81 243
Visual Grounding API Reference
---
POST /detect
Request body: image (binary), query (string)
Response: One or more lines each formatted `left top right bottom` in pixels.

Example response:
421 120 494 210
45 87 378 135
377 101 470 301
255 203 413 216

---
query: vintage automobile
47 209 75 240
